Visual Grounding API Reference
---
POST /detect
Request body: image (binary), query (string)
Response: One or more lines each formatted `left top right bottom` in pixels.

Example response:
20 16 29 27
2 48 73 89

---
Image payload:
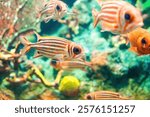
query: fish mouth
137 22 144 27
131 22 144 31
126 22 144 33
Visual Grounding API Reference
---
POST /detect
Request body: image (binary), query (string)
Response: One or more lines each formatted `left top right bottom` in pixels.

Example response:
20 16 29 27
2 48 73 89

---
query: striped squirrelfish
125 28 150 55
20 32 85 61
50 58 91 71
92 0 143 34
84 91 128 100
38 0 68 23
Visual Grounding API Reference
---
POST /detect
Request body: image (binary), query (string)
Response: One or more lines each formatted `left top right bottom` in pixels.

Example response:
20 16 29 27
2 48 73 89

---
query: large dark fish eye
141 38 147 45
73 47 81 55
51 59 58 65
56 5 61 11
125 13 131 21
86 95 92 100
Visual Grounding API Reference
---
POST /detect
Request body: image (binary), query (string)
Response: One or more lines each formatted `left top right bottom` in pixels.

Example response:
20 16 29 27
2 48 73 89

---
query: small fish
84 91 128 100
92 0 143 34
125 28 150 55
50 58 91 71
39 0 68 23
20 32 85 61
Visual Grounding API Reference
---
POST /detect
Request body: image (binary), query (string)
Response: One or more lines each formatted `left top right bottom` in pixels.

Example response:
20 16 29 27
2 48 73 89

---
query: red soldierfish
92 0 143 34
84 90 129 100
20 32 85 61
50 58 91 71
39 0 68 23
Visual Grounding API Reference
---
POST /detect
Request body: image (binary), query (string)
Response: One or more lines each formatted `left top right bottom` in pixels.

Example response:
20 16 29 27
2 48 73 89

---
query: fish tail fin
92 8 100 28
20 36 32 55
97 0 103 6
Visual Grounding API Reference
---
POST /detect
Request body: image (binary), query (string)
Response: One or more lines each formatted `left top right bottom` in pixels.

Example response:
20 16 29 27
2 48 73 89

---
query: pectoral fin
34 52 42 58
129 46 138 54
52 54 64 60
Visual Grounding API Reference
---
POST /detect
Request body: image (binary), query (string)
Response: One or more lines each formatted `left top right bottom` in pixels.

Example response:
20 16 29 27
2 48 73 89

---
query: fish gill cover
0 0 150 100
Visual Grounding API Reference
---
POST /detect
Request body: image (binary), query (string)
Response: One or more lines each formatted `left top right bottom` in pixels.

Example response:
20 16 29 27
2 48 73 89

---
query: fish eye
86 95 92 100
141 38 147 45
51 59 58 65
73 47 81 55
124 13 131 21
56 5 61 11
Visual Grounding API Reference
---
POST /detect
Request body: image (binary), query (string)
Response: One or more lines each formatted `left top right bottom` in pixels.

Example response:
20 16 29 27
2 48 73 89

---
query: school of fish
20 0 150 100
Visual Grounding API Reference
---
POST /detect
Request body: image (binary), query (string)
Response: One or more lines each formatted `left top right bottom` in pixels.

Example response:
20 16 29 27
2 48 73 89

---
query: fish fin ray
20 36 31 55
129 46 138 54
92 8 101 28
34 52 43 58
44 16 52 23
97 0 103 6
52 54 64 60
101 21 118 33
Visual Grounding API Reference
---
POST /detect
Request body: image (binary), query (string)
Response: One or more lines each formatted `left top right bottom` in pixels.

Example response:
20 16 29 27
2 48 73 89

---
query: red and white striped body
39 0 68 23
50 59 91 71
92 0 143 34
21 32 85 61
84 91 128 100
33 38 84 61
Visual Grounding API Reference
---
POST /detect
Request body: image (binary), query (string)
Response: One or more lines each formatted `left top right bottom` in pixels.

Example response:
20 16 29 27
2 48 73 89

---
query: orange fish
20 32 85 61
84 91 128 100
125 28 150 55
92 0 143 34
39 0 68 23
50 58 91 71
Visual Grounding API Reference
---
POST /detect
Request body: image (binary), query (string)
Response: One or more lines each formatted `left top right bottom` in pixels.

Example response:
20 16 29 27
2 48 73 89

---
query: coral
38 90 59 100
0 89 15 100
91 50 109 67
59 76 80 97
0 0 41 48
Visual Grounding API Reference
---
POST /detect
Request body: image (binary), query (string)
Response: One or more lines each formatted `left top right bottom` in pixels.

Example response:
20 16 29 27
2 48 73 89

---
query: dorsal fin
97 0 122 5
